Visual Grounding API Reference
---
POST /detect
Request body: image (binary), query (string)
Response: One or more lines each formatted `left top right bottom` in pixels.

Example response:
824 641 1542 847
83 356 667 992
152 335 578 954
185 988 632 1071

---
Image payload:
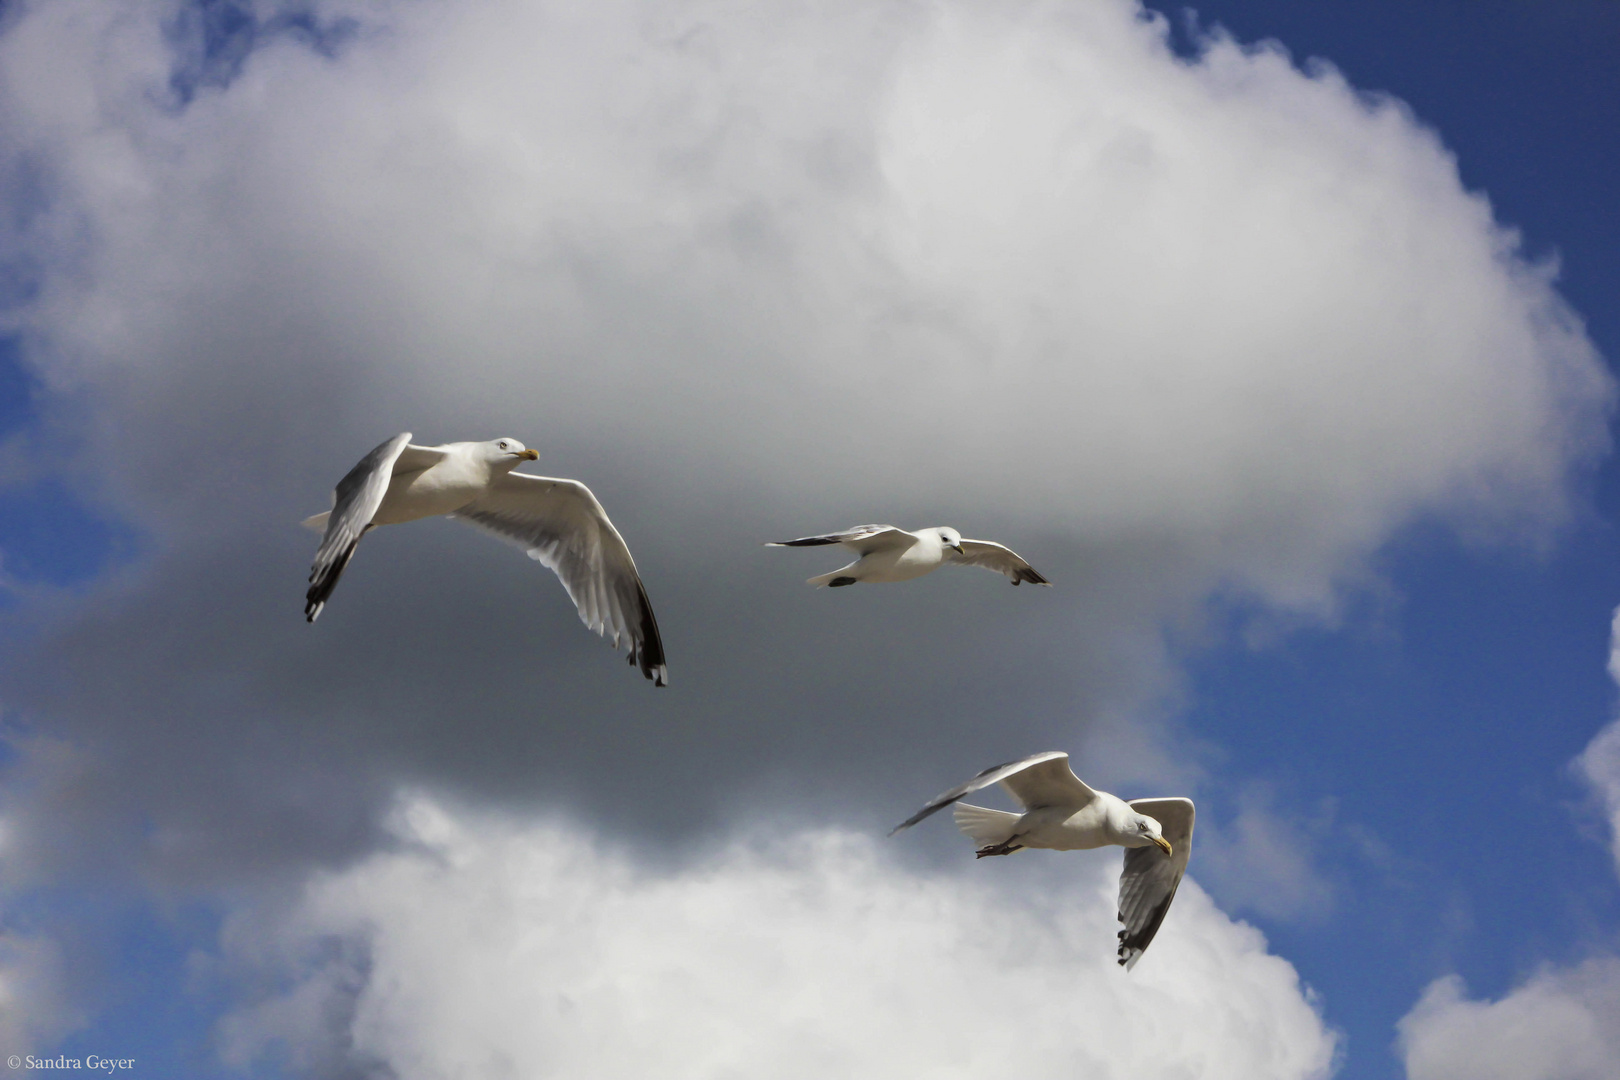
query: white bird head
935 527 965 554
487 438 539 468
1126 812 1173 856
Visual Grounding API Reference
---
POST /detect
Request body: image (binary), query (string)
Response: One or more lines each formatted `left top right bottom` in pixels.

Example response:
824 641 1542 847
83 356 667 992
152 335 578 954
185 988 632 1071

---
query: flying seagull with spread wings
891 751 1194 970
302 432 667 686
767 524 1049 588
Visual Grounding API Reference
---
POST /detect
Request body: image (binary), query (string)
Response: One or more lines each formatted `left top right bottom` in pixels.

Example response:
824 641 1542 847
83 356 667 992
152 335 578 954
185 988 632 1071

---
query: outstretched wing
306 432 412 623
949 539 1050 586
767 525 914 554
452 473 668 686
889 751 1091 835
1117 797 1195 971
998 754 1096 809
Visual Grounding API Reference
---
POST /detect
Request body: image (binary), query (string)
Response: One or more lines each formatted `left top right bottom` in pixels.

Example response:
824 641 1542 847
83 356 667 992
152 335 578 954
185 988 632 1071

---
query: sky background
1 2 1618 1079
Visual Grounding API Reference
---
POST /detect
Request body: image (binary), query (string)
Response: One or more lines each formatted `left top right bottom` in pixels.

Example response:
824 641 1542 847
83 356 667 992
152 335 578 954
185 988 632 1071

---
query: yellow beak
1152 836 1173 856
518 448 539 460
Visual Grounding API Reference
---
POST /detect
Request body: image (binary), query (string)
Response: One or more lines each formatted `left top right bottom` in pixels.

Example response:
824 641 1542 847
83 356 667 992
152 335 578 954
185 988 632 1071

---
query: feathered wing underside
998 754 1097 810
306 432 413 622
949 539 1051 586
888 751 1071 835
451 473 668 686
1117 797 1195 970
768 525 914 554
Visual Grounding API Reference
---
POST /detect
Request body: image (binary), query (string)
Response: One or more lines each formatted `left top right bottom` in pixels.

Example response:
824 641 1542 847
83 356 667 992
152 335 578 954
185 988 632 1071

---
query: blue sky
1138 3 1620 1074
2 3 1619 1078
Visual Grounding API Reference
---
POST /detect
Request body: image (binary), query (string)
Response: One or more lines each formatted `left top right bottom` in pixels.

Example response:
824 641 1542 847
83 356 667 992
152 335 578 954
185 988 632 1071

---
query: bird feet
975 840 1024 858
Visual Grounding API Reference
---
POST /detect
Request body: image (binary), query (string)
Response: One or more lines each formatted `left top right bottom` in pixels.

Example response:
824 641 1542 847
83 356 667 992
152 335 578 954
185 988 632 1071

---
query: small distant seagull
891 751 1194 970
767 525 1050 588
303 433 667 686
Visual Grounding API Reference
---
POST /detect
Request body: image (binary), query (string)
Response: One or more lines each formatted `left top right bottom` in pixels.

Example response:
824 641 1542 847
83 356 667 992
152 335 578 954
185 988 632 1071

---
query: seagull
891 751 1194 970
302 432 667 686
767 525 1050 588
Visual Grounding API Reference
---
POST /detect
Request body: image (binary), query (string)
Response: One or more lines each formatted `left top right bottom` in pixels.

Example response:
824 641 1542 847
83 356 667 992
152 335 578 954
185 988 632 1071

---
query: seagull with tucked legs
767 524 1049 588
303 432 667 686
891 751 1194 969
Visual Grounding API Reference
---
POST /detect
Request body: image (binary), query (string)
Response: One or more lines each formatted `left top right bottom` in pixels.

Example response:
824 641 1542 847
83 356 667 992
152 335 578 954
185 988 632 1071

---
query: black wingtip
888 814 926 837
772 537 842 547
304 540 361 624
1116 889 1177 967
632 580 668 687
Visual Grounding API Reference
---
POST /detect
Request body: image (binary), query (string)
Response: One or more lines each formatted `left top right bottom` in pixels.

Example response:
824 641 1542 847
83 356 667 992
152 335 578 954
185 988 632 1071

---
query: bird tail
301 512 331 533
807 564 859 587
953 803 1020 846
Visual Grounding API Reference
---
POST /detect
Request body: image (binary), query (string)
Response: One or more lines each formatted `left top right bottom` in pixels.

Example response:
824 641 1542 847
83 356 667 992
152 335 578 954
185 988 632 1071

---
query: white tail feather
301 511 331 533
953 803 1020 845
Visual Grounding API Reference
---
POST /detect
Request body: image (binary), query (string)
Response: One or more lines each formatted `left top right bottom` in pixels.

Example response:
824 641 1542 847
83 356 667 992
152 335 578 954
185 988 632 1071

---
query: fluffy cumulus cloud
1399 963 1620 1080
0 0 1610 1071
1395 609 1620 1080
0 0 1606 882
215 794 1337 1080
9 0 1606 567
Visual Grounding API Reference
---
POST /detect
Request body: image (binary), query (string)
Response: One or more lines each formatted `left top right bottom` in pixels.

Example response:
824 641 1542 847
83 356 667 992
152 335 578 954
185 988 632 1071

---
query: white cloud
0 0 1610 1069
217 793 1338 1080
4 0 1607 607
0 0 1605 889
1399 963 1620 1080
1396 607 1620 1079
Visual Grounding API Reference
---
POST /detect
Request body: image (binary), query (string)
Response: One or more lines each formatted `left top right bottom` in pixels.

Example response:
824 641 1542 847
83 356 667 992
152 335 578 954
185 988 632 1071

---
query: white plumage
892 751 1195 969
768 524 1050 588
303 432 667 686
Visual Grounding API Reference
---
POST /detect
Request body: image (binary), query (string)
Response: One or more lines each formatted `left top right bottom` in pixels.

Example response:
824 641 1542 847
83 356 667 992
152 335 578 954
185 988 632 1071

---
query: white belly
372 464 485 525
858 543 943 583
1019 806 1113 851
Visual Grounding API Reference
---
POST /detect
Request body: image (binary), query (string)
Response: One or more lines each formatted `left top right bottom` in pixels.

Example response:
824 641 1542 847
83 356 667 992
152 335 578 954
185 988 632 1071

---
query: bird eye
499 441 508 449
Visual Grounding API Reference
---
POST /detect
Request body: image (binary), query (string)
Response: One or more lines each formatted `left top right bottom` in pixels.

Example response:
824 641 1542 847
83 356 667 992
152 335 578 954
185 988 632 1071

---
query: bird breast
1020 803 1112 851
372 461 488 525
861 536 942 582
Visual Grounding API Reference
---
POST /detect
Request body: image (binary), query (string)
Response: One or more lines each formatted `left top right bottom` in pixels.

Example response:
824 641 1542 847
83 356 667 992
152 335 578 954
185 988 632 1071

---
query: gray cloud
0 0 1610 1062
0 0 1605 882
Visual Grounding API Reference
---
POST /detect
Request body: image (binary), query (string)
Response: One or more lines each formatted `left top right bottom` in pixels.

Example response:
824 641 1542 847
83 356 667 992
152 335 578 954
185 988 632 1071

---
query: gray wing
1117 797 1195 970
452 473 667 686
949 539 1051 586
889 751 1077 835
306 432 412 623
767 525 915 555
